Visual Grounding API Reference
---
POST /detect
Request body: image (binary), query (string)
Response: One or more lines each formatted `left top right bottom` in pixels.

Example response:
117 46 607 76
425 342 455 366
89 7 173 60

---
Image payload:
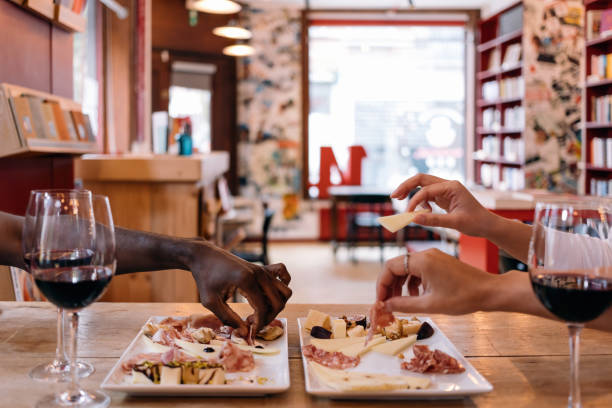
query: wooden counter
3 302 612 407
74 153 229 302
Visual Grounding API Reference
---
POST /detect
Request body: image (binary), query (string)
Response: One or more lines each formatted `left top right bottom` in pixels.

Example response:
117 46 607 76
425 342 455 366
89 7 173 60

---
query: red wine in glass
531 273 612 323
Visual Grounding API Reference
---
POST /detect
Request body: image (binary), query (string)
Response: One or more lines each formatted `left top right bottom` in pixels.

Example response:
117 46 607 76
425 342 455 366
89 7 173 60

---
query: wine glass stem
56 308 68 365
568 323 583 408
68 312 81 400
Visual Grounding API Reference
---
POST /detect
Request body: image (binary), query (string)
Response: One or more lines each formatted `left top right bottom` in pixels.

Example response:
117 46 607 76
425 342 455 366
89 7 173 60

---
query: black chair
232 207 275 265
346 198 387 264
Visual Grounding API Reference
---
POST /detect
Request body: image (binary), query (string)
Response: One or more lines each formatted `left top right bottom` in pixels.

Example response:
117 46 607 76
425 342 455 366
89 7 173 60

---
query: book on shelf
589 54 612 81
488 48 501 71
590 137 612 168
602 10 612 37
590 178 612 197
0 86 23 152
44 100 70 141
40 102 59 139
70 110 87 141
502 43 521 68
83 114 95 142
10 96 36 141
591 94 612 123
587 10 602 41
62 110 78 140
23 95 49 139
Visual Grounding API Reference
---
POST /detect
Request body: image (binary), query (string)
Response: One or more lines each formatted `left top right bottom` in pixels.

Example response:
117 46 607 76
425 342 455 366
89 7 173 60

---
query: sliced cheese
210 339 280 355
309 361 430 391
309 335 377 352
304 309 332 331
401 320 421 337
347 325 365 338
160 366 181 385
331 319 346 339
141 334 172 353
175 339 222 361
371 335 416 356
131 370 153 384
377 210 430 233
338 336 386 358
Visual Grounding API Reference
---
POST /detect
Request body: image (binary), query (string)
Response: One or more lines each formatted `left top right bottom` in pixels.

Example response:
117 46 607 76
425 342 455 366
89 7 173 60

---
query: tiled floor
267 241 448 304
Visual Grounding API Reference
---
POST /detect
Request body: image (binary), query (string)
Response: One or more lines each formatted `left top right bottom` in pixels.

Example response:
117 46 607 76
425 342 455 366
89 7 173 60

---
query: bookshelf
0 83 98 158
583 0 612 196
475 1 525 191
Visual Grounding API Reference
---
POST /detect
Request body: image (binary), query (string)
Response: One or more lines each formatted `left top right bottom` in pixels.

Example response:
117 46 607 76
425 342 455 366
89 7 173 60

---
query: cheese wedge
377 210 430 233
371 335 416 356
131 370 153 384
141 334 172 353
331 319 346 339
347 325 365 337
309 335 380 352
338 336 386 358
304 309 332 331
309 361 430 391
160 366 181 385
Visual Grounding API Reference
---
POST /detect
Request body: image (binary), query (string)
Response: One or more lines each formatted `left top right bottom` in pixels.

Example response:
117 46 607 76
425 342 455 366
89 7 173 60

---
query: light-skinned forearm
482 213 533 263
482 270 612 332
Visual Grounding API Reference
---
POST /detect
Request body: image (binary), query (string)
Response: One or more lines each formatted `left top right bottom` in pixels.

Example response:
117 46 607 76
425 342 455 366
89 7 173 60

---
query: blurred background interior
0 0 595 303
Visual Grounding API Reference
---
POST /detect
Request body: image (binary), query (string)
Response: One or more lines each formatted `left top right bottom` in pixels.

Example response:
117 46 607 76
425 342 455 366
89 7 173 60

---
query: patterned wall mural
237 8 302 199
523 0 583 193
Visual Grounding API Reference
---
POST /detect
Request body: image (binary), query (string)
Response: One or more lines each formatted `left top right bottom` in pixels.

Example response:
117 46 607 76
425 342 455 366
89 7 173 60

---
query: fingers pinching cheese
377 210 430 233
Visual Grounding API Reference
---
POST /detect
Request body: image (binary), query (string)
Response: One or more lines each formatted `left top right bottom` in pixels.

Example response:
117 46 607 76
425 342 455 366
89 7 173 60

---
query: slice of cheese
210 339 280 355
131 370 153 384
304 309 332 331
141 334 172 353
347 325 365 338
338 336 386 358
309 361 430 391
377 210 430 233
160 366 181 385
175 339 222 361
371 335 416 356
309 335 379 352
331 319 346 339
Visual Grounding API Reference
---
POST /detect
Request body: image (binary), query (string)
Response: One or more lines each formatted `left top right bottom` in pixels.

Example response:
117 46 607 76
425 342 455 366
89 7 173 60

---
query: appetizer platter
101 315 289 396
298 305 493 399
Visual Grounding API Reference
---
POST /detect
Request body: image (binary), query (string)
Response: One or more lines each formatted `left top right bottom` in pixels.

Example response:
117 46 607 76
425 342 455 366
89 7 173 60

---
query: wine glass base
29 360 95 382
36 389 110 408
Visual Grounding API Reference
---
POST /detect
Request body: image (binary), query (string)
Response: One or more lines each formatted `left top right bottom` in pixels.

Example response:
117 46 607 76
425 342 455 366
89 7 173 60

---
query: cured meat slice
219 341 256 372
366 301 395 343
188 314 223 331
401 345 465 374
301 344 360 370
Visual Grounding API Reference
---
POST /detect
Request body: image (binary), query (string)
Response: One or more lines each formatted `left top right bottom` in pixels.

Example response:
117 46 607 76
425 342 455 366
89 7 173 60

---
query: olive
416 322 435 340
203 347 215 353
255 345 264 349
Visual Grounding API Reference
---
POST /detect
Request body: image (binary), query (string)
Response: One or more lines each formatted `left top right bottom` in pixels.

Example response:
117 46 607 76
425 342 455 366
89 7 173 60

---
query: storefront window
308 23 466 197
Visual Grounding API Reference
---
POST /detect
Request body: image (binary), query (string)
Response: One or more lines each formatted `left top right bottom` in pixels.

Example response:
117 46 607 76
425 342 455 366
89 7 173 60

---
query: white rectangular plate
101 316 290 396
298 316 493 400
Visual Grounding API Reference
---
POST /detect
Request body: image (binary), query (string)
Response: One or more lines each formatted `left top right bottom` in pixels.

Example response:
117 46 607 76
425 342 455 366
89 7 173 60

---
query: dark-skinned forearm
0 212 26 270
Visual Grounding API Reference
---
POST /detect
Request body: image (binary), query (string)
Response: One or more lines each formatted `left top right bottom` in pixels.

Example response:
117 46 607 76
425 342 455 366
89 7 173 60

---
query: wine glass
29 192 116 408
528 199 612 408
24 190 94 382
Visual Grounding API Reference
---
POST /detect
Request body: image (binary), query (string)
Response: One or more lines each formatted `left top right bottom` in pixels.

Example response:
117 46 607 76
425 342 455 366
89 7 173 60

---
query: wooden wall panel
50 27 74 98
151 0 235 54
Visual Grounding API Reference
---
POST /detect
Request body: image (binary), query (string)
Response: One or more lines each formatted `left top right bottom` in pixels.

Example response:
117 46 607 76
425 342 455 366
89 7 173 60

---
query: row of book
482 106 524 131
591 137 612 168
10 94 94 143
588 54 612 81
475 136 524 163
479 163 525 191
590 94 612 123
590 178 612 197
486 43 521 71
587 9 612 41
481 77 524 101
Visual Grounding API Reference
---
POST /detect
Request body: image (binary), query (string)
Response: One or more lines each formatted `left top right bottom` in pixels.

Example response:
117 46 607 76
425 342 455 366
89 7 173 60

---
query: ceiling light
213 25 252 40
186 0 241 14
222 44 255 57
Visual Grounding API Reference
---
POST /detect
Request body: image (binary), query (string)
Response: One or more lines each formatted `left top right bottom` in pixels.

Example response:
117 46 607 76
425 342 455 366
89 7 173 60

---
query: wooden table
3 302 612 407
